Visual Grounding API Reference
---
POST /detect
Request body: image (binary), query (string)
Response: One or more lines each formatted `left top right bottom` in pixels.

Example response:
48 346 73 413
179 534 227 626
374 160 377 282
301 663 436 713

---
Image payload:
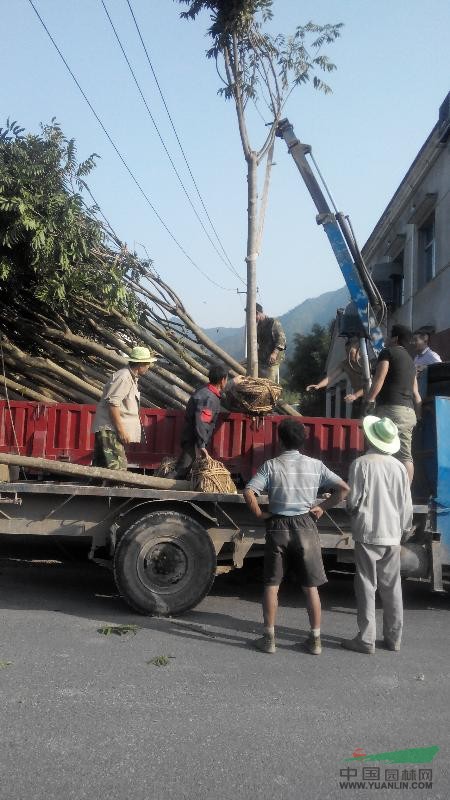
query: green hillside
204 286 349 361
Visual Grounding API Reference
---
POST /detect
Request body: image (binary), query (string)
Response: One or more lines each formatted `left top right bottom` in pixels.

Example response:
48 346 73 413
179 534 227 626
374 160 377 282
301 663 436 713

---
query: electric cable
125 0 245 285
101 0 244 285
27 0 235 292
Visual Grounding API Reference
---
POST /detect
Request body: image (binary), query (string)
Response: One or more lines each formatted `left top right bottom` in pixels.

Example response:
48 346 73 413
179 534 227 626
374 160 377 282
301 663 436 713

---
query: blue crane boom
276 118 386 389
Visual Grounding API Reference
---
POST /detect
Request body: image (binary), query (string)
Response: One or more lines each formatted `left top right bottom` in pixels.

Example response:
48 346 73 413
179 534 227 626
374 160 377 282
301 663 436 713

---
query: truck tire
113 510 217 616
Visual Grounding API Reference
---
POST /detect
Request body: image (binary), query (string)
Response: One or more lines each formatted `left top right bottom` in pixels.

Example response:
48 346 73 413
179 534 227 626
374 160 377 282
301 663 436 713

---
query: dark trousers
174 444 196 479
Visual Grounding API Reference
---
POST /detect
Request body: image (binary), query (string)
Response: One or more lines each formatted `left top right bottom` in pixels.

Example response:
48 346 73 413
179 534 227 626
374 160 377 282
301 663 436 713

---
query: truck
0 118 448 613
0 392 448 615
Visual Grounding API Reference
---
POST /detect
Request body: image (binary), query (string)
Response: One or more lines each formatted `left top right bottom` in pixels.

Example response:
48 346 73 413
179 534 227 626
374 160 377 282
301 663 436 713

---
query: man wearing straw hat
92 346 157 471
342 415 413 655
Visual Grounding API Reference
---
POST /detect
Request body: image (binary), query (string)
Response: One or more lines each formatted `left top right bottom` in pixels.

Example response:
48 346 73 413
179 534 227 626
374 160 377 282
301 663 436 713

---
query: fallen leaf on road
97 624 139 637
147 655 175 667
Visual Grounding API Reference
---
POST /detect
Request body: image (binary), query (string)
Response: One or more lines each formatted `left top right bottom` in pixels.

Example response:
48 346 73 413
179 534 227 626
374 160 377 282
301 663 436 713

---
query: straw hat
128 346 157 363
362 416 400 455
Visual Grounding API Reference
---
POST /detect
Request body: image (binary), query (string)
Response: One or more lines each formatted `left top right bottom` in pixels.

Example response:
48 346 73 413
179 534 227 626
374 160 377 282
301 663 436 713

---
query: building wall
362 94 450 360
325 92 450 415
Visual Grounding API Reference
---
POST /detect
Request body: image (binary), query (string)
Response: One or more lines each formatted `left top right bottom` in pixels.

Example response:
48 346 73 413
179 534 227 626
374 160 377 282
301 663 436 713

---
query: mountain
204 285 349 361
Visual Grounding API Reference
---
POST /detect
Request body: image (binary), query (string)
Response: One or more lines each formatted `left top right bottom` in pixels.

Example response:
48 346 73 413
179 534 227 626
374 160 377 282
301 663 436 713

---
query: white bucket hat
362 415 401 455
128 346 157 363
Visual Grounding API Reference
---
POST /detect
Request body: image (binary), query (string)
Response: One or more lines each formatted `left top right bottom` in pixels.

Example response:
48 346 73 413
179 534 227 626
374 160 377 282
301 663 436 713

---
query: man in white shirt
413 330 442 398
342 415 413 654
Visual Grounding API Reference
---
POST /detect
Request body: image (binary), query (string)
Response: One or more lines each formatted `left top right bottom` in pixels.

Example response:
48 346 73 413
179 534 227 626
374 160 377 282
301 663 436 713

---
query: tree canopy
0 119 136 314
0 118 298 414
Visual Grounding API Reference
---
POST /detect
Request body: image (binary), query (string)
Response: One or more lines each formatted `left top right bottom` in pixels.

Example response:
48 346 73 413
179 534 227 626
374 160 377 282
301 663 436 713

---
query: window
418 214 436 288
391 250 404 308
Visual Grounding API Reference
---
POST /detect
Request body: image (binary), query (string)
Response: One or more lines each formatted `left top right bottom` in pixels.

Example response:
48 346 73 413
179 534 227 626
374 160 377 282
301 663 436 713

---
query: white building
326 91 450 418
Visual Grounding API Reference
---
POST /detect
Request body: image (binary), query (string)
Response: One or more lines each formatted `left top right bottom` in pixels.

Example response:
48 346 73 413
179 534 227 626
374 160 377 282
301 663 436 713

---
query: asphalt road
0 542 449 800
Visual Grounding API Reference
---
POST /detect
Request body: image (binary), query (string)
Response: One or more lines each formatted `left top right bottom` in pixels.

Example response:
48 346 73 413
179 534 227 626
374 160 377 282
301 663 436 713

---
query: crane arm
276 118 386 363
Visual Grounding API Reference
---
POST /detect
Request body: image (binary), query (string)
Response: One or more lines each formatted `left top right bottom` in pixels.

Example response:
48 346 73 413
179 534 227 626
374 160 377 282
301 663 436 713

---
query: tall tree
0 118 299 413
285 322 332 415
178 0 342 375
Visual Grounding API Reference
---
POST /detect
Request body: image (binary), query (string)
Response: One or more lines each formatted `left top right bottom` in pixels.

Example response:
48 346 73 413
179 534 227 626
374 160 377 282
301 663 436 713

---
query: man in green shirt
254 303 286 381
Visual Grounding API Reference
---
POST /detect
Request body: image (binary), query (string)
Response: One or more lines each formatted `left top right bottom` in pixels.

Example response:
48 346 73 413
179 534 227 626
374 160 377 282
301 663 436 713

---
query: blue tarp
435 397 450 566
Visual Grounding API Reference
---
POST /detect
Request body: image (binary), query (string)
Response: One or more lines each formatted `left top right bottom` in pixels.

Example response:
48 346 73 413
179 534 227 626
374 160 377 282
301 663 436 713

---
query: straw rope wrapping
227 376 282 415
154 456 178 478
190 452 237 494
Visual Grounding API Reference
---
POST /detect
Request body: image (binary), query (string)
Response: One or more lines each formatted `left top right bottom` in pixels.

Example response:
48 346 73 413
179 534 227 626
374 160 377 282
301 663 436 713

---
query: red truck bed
0 401 364 482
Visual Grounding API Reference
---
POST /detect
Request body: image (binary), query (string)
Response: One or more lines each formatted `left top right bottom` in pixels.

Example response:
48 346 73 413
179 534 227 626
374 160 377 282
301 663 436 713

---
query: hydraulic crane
276 118 387 393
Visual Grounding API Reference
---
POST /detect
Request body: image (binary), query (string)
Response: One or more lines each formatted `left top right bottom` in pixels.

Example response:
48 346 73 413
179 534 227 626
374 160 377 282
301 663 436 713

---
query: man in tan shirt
92 346 156 470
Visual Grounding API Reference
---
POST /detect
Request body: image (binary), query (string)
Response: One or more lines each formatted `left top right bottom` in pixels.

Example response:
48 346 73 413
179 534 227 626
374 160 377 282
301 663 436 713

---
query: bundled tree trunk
0 452 190 490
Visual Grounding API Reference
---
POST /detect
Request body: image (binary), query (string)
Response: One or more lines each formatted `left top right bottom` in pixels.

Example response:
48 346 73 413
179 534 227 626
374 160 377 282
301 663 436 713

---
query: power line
101 0 244 286
125 0 245 286
27 0 235 293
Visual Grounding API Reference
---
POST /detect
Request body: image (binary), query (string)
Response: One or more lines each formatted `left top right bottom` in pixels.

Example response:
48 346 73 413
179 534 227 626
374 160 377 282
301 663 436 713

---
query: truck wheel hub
140 541 188 588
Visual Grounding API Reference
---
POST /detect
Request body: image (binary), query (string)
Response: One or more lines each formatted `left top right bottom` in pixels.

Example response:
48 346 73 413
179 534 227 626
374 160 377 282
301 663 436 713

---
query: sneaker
383 639 401 652
341 637 375 655
304 632 322 655
253 635 276 654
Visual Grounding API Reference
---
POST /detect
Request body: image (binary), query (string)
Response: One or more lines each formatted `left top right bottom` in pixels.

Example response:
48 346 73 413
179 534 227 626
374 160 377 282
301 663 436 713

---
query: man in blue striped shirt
244 419 349 655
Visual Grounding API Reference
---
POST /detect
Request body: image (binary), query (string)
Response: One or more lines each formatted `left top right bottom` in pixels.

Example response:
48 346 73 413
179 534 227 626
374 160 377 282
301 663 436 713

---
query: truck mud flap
231 531 255 568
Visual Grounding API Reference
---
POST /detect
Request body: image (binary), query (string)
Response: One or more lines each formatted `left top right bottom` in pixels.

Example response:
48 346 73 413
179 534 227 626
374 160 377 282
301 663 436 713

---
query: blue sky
2 1 450 327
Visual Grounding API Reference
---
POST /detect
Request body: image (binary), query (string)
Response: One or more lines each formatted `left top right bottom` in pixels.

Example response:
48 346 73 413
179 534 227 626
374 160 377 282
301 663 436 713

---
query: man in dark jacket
174 363 229 479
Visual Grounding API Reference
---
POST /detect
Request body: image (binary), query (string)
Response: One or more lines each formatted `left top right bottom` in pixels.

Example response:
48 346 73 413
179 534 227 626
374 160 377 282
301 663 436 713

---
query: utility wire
27 0 235 292
101 0 243 285
125 0 245 286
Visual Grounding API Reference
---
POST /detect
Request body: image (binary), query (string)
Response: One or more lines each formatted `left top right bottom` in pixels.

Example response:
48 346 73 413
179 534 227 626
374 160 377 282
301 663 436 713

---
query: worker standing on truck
92 346 157 470
174 363 231 480
251 303 286 381
413 329 442 398
342 415 413 655
243 419 349 656
365 324 421 483
307 338 366 417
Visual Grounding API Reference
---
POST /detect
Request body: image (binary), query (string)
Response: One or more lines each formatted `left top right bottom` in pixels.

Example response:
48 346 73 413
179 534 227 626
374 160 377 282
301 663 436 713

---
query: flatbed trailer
0 395 448 614
0 477 440 616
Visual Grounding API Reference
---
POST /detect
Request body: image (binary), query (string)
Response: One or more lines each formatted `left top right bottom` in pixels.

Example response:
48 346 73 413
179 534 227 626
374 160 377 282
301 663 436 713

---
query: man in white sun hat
341 415 413 654
92 346 157 471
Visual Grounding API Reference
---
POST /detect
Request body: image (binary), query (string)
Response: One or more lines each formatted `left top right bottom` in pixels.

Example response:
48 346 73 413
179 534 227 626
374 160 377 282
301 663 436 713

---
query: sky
1 0 450 327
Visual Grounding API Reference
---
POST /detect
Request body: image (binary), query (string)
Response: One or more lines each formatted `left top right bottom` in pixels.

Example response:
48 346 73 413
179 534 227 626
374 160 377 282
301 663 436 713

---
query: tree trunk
246 153 259 377
175 308 246 375
0 452 190 490
257 140 275 252
0 339 103 399
0 376 57 404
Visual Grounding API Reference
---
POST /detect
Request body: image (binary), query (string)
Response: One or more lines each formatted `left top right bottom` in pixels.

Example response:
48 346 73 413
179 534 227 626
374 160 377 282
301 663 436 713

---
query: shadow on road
0 537 448 652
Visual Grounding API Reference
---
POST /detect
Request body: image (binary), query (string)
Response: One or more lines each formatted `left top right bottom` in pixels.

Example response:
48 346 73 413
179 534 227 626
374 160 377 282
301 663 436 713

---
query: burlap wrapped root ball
227 376 282 415
190 452 237 494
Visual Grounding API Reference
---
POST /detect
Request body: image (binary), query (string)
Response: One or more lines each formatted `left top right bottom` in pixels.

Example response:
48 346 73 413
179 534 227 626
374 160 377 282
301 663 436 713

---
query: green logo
345 746 439 764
